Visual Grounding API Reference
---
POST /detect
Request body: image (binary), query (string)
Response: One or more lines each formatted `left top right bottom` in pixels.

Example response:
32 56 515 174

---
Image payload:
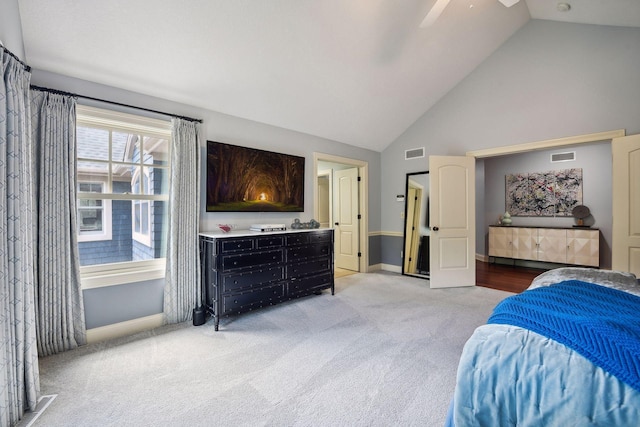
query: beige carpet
31 272 511 427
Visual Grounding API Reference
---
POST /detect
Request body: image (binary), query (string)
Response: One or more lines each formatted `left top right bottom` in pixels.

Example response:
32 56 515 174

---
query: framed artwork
506 168 582 216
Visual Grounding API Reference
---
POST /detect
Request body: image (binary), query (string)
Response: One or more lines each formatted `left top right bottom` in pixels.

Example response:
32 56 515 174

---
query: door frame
313 152 369 273
466 129 625 264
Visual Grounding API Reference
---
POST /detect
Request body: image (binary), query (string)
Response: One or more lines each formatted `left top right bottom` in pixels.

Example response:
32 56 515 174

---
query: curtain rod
30 85 203 123
0 45 31 72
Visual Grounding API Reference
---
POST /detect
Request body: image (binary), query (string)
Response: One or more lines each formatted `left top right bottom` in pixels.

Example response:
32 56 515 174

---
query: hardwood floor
476 260 546 293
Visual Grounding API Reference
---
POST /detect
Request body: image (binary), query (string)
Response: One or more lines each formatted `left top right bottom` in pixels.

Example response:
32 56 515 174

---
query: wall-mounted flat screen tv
206 141 305 212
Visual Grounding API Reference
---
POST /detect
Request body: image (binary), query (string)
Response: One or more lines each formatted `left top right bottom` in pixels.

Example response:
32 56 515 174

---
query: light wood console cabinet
489 226 599 267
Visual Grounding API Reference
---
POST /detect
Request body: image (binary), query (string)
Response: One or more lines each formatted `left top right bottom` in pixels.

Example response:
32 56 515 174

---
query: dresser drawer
288 243 331 261
220 238 254 253
308 230 332 243
288 273 332 296
287 257 331 279
221 250 283 271
221 267 284 293
286 233 309 246
257 235 284 249
222 284 285 315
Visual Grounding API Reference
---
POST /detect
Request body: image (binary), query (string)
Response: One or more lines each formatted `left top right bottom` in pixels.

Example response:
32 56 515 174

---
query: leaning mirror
402 171 429 279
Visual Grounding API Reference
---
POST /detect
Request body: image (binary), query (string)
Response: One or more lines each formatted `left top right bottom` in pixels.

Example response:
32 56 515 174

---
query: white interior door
334 167 359 271
429 156 475 288
612 134 640 277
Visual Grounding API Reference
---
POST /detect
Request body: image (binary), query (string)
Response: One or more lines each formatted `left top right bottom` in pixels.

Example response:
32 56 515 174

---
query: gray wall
32 69 382 237
381 20 640 267
0 0 25 58
28 68 382 329
482 141 612 268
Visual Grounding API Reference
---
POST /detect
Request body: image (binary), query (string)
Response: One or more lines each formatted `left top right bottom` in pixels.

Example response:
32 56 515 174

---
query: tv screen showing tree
206 141 305 212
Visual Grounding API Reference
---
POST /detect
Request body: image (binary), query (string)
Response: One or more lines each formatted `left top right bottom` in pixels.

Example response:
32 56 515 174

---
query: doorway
314 153 369 273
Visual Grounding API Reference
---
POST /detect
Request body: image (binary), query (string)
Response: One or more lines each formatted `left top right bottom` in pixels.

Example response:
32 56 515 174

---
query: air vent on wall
405 147 425 160
551 151 576 163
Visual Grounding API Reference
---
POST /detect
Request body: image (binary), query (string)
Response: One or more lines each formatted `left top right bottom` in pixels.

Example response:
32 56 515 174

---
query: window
76 105 171 286
77 181 112 242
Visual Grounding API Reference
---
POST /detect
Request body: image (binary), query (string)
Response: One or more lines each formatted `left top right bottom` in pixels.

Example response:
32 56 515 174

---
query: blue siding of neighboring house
78 181 132 266
79 199 133 266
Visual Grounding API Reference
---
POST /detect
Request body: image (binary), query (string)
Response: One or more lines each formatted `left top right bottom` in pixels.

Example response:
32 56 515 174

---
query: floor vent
550 151 576 163
405 147 425 160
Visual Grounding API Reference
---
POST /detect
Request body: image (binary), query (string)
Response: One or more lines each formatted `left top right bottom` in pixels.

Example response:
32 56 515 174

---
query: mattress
449 268 640 427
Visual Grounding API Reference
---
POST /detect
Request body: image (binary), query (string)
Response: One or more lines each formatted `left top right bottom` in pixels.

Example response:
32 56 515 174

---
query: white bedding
451 268 640 426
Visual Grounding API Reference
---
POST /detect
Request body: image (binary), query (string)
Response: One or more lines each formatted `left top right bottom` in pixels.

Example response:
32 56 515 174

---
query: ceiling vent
405 147 425 160
550 151 576 163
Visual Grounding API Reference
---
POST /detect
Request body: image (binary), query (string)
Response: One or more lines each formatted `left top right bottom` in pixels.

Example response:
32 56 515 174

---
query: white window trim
80 259 166 289
77 180 113 242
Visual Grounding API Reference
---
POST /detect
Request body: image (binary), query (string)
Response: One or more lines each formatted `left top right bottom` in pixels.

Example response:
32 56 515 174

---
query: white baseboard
476 253 489 262
86 313 164 344
367 263 382 272
380 264 402 273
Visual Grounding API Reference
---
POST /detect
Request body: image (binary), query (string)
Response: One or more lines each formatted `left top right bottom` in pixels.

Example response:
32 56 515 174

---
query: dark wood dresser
199 229 334 330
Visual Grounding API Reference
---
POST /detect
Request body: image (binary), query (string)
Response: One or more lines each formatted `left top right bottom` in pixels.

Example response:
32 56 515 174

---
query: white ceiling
17 0 640 152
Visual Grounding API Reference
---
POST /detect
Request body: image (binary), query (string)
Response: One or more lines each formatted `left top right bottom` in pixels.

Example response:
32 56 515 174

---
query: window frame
76 105 172 289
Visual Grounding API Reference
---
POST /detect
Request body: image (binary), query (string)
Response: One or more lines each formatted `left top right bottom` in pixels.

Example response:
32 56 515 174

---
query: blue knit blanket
488 280 640 392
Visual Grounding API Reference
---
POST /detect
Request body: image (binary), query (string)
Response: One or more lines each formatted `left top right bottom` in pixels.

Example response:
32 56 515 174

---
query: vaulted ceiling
17 0 640 151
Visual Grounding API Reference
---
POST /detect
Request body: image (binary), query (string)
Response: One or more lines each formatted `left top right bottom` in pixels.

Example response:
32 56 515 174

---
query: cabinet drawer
221 250 283 271
288 273 332 296
308 230 332 243
257 236 284 249
221 267 284 293
288 243 331 261
222 284 285 315
220 238 254 253
286 233 309 246
287 257 331 278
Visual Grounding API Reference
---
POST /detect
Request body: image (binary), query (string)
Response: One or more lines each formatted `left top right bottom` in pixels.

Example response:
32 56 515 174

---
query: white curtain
164 119 201 323
0 47 40 426
30 90 86 356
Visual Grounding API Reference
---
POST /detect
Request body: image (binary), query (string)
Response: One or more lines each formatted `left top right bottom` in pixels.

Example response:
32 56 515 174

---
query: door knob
432 226 439 231
334 222 339 226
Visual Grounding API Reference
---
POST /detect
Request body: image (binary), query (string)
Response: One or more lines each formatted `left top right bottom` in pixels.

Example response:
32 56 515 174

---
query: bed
446 267 640 426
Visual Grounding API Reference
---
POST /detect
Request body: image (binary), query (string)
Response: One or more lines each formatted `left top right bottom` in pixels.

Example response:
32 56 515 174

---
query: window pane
141 202 149 234
147 166 168 195
79 208 102 232
77 197 167 265
78 183 104 194
77 126 109 161
133 201 141 233
113 131 135 164
142 136 169 165
111 172 134 194
77 161 108 181
79 199 102 208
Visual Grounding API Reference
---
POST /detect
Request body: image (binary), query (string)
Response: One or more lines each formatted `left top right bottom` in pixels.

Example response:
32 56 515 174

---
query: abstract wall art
506 168 583 217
